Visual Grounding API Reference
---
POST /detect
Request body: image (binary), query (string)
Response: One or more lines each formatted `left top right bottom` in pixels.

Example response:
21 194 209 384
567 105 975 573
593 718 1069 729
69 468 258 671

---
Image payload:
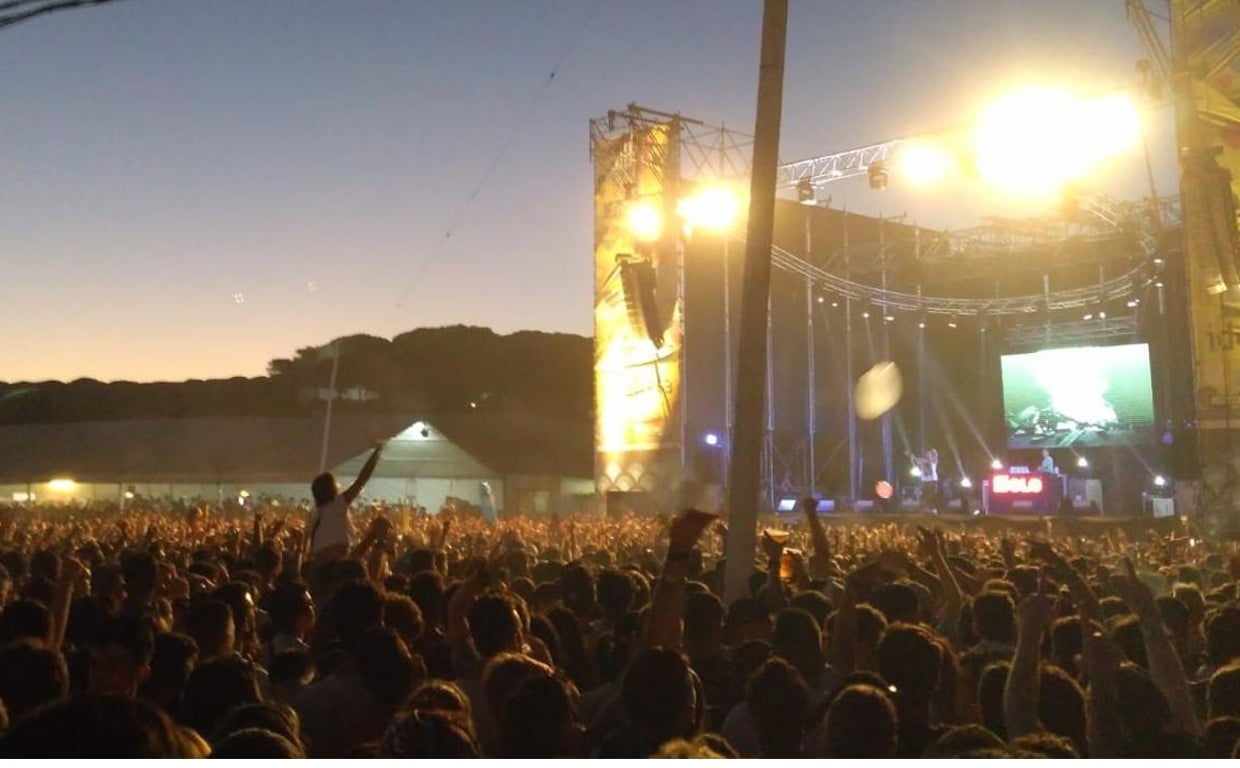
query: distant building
0 412 593 517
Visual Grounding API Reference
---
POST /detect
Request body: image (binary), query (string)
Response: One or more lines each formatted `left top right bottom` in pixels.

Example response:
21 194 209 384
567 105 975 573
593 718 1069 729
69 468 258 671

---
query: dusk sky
2 0 1171 383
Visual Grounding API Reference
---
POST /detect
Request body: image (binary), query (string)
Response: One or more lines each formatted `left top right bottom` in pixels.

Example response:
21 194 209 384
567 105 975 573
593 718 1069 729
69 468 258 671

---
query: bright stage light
960 476 974 489
1153 475 1167 487
973 87 1141 196
704 432 720 447
910 465 922 478
1077 455 1089 468
678 184 743 233
991 458 1003 470
626 200 663 242
48 478 77 492
898 141 953 186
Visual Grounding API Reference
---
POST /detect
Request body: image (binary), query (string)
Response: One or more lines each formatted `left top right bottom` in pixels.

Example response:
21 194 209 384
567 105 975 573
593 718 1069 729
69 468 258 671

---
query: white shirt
308 496 350 555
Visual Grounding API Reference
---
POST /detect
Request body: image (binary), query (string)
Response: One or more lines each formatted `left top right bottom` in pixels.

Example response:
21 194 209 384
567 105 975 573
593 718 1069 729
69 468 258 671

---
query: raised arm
1004 591 1053 739
1114 557 1199 736
1031 540 1102 625
642 510 716 652
921 527 963 636
1081 619 1125 758
341 442 386 505
50 557 86 650
761 530 789 613
800 496 833 580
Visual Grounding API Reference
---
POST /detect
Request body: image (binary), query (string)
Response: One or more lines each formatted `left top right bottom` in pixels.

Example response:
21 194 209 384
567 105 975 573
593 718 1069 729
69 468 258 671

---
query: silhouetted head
876 622 942 704
380 709 480 759
623 648 698 740
0 639 69 721
816 683 897 758
209 728 303 759
0 694 185 758
311 473 339 506
1210 663 1240 719
746 657 810 758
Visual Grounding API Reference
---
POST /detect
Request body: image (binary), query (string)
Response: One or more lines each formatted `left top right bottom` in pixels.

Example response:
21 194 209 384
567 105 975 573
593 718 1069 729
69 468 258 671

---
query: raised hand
1016 591 1055 636
761 529 786 563
1112 557 1158 619
668 509 718 556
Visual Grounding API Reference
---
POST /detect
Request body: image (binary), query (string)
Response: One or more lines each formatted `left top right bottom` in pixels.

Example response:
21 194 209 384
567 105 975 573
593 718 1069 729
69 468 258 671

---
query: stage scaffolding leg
805 214 816 496
765 297 776 510
845 277 858 498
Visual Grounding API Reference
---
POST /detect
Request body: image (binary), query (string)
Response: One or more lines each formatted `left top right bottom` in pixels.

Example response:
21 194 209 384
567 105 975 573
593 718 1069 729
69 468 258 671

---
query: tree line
0 326 593 424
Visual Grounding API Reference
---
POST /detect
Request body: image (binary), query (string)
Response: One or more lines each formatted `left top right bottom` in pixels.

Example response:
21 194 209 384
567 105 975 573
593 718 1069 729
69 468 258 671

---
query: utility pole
318 342 341 473
725 0 788 603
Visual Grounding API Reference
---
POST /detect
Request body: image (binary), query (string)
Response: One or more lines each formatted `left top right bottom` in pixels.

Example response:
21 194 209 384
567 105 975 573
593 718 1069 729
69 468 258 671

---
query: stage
773 511 1191 538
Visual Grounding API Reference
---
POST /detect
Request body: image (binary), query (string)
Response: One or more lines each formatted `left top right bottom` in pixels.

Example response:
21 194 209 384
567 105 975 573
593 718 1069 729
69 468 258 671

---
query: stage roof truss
593 104 1176 318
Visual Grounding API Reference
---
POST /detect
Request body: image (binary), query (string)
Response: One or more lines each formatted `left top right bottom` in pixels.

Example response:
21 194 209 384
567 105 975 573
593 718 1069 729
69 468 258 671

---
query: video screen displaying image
1001 343 1156 448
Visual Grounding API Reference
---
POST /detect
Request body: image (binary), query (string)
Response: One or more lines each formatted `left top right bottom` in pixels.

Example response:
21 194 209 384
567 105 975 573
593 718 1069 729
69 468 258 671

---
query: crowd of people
0 475 1237 758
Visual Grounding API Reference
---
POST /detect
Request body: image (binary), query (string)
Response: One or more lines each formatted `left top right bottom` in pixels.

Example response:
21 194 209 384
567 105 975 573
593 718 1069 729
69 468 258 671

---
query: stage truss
590 103 1178 509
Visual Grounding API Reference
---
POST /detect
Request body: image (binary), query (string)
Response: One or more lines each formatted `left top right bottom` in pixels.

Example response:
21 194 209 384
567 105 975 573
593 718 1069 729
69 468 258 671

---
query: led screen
1000 343 1156 448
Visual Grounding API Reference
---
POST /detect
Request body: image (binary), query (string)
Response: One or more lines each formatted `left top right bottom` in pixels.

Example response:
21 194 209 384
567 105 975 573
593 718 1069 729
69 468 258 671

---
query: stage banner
1173 0 1240 510
592 122 685 510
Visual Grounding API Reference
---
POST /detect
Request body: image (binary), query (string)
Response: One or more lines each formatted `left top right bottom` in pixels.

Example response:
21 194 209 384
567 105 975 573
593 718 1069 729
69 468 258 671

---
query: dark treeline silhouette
0 326 592 424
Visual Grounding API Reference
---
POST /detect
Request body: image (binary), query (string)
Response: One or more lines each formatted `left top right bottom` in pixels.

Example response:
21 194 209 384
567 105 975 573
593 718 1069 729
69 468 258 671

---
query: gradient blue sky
1 0 1170 382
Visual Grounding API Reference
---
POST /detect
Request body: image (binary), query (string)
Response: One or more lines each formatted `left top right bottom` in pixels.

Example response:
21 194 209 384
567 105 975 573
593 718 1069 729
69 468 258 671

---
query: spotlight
947 317 958 329
830 301 839 308
960 476 973 489
990 458 1003 470
1082 312 1093 320
797 178 815 204
910 465 923 478
884 313 896 323
626 200 663 242
704 433 719 447
1127 300 1139 308
1153 475 1167 487
918 320 926 329
1154 280 1164 288
1077 455 1089 468
1098 310 1107 319
861 310 871 319
1208 277 1228 296
868 162 890 190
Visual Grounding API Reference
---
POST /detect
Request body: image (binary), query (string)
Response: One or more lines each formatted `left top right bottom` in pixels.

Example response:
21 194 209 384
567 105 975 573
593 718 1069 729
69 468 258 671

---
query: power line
0 0 134 31
388 0 604 318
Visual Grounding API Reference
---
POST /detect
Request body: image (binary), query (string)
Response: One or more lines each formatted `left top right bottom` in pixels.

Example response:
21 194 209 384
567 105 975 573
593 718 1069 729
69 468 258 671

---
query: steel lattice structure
590 104 1173 321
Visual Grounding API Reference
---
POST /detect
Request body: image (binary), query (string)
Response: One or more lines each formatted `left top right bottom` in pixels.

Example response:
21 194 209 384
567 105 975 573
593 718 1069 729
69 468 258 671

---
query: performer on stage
910 448 940 510
1040 449 1055 474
